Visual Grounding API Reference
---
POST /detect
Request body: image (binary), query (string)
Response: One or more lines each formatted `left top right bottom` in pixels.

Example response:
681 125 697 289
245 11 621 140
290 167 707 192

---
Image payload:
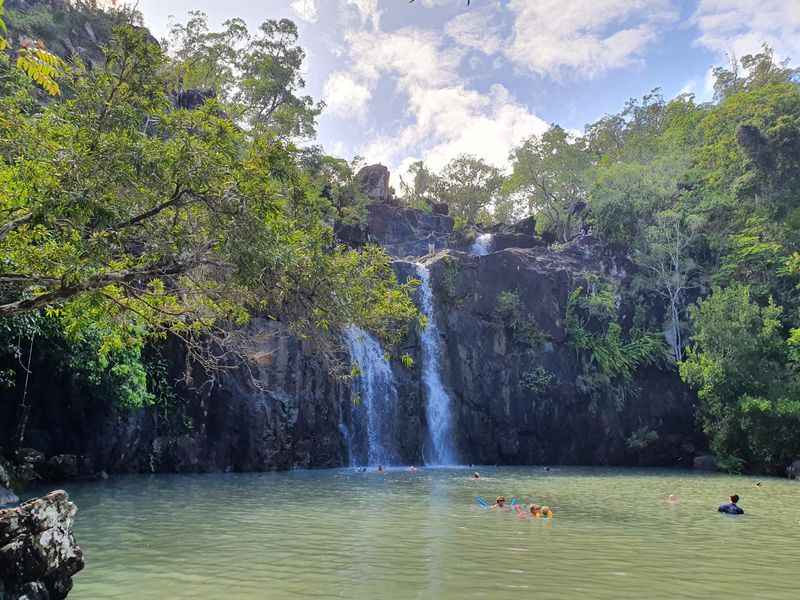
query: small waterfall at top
470 233 494 256
344 326 399 466
414 264 457 465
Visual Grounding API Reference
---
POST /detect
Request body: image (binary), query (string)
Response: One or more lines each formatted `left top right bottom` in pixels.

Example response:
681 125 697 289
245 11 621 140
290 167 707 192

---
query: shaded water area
35 467 799 599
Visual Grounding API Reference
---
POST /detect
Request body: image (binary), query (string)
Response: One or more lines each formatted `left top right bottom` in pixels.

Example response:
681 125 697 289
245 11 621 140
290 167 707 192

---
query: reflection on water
30 467 799 599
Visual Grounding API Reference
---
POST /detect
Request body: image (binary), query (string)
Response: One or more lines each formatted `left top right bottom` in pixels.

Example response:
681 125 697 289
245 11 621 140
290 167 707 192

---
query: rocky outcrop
335 202 454 258
0 490 84 600
356 165 391 203
365 203 454 257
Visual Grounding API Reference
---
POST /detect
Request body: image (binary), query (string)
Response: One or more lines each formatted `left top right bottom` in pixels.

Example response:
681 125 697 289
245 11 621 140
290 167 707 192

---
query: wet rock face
419 242 699 466
0 490 84 600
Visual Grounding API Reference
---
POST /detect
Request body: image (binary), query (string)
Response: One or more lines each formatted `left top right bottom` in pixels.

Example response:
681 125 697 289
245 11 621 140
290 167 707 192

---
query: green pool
40 466 799 599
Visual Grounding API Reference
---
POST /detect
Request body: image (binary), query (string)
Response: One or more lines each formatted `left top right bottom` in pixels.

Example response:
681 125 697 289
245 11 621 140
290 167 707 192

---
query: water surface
38 467 799 599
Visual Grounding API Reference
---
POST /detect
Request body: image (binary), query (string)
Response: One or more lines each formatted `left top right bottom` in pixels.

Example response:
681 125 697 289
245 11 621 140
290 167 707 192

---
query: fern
17 45 64 96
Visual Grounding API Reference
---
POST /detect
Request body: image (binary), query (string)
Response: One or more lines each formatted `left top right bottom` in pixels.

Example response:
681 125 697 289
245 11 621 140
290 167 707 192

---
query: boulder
356 164 391 203
693 454 718 471
0 490 84 600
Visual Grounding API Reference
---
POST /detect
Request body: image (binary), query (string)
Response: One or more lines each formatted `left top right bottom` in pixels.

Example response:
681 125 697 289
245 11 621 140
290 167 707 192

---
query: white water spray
344 326 399 466
470 233 494 256
415 264 457 465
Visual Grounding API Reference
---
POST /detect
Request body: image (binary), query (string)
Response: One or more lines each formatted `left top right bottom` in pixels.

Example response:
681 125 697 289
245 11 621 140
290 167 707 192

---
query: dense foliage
0 5 418 444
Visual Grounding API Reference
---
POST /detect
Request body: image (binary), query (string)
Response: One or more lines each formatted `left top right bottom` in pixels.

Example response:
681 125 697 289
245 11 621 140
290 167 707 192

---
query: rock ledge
0 490 84 600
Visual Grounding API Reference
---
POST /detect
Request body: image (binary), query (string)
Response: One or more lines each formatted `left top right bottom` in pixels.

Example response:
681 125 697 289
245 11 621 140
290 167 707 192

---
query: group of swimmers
490 495 554 518
360 466 747 517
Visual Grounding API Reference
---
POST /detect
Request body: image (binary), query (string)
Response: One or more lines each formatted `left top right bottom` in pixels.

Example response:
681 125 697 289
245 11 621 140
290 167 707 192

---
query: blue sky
135 0 800 182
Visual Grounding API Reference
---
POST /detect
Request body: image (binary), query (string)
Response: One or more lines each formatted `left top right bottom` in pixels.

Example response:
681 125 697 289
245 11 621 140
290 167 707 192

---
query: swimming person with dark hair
718 494 744 515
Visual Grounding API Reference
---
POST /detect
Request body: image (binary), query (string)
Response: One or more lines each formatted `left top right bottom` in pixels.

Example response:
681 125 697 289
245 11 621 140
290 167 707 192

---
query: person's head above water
730 494 740 504
530 504 542 516
541 506 553 517
496 496 506 506
472 472 480 479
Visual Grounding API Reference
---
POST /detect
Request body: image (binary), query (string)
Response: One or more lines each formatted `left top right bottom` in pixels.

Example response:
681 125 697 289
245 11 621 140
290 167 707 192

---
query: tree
399 160 440 212
0 26 417 373
0 0 64 96
712 44 799 101
436 155 503 224
167 13 323 138
635 209 703 362
680 285 800 472
505 126 590 241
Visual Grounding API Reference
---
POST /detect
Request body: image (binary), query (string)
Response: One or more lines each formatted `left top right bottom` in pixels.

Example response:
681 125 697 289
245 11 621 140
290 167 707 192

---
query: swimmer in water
718 494 744 515
377 465 385 474
530 504 542 518
667 494 680 504
492 496 508 510
472 472 480 480
409 466 417 472
541 506 554 518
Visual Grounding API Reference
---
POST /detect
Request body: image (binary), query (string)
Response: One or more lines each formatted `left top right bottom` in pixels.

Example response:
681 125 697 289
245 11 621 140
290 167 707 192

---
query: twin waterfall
415 264 457 465
342 263 459 467
343 327 399 467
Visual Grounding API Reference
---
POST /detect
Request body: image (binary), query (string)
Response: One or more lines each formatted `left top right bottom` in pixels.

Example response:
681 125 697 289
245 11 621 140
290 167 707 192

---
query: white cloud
290 0 318 23
345 27 463 87
346 0 381 30
505 0 678 78
693 0 800 63
335 26 548 180
445 9 503 55
323 71 372 120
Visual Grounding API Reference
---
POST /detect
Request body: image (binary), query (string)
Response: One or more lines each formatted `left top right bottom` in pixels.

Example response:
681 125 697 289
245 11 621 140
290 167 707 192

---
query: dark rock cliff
416 242 700 466
0 322 351 476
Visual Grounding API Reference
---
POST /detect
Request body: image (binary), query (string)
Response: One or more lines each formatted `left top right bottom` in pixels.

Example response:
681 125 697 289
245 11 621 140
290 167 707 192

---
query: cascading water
343 326 399 466
415 264 457 465
470 233 494 256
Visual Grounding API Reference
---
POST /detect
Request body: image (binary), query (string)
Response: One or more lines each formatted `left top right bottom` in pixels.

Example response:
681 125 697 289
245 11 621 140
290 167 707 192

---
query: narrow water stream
415 263 457 465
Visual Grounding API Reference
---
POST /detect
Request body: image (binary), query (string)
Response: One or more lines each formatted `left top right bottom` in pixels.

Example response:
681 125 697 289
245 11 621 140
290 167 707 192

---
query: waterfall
414 264 457 465
470 233 494 256
344 326 399 466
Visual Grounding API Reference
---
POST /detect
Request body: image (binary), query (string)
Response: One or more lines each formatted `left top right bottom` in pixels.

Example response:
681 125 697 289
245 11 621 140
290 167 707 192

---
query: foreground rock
0 491 84 600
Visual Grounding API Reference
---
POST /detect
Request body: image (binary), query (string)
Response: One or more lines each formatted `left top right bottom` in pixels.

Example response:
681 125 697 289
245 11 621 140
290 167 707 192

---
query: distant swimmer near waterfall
718 494 744 515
